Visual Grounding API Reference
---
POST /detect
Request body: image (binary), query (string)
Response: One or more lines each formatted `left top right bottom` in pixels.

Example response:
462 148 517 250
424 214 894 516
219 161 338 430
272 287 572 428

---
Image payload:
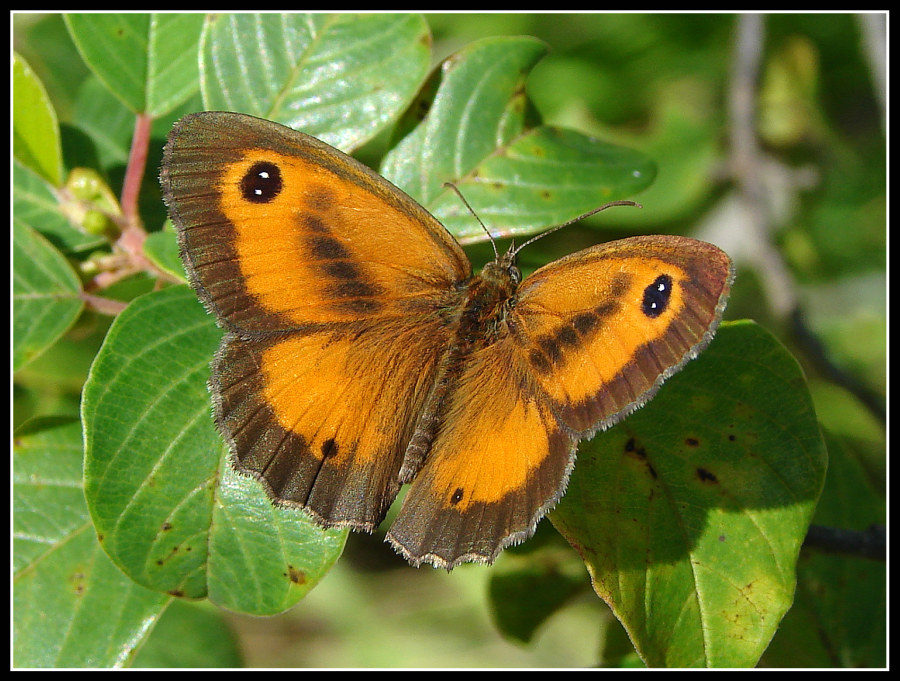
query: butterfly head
480 240 522 290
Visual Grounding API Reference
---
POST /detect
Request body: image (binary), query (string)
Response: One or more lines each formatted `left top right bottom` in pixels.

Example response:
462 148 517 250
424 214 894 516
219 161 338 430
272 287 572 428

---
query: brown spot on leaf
697 467 718 483
286 565 307 585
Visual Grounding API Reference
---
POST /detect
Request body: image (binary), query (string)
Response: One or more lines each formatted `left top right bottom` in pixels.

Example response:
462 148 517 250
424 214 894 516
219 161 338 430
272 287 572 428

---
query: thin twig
728 15 884 423
728 13 798 319
856 13 886 132
803 524 885 562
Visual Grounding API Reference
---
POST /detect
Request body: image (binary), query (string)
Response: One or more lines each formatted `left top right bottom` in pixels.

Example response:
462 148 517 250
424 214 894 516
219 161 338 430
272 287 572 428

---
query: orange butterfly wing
387 237 733 567
162 112 470 529
510 235 733 434
163 112 469 331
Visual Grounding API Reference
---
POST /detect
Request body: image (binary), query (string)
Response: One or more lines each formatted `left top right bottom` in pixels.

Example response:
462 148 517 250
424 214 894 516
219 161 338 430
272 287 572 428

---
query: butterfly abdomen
398 263 520 481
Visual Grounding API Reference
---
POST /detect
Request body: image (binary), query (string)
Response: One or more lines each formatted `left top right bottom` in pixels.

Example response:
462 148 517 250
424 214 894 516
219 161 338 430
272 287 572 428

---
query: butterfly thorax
457 248 521 348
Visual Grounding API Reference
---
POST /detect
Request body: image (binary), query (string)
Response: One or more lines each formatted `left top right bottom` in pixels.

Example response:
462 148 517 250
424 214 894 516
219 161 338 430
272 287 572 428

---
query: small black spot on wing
321 438 338 459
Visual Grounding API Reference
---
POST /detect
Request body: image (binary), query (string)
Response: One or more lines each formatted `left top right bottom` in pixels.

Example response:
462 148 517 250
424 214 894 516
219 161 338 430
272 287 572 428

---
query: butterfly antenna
443 182 499 260
512 200 642 257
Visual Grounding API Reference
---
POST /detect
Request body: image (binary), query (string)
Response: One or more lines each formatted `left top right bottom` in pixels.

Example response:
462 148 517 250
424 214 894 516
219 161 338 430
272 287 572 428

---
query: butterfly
161 111 733 570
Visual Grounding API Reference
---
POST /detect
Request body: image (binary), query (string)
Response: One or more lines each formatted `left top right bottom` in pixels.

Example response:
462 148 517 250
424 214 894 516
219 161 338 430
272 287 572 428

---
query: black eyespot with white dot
240 161 282 203
642 274 673 318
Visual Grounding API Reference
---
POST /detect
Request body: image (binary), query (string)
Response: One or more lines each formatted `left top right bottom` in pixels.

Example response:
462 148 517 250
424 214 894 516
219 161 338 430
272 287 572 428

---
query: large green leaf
199 13 431 151
13 52 62 187
64 13 204 116
12 221 84 372
551 321 828 667
82 286 347 613
13 417 169 667
381 36 656 243
382 36 549 204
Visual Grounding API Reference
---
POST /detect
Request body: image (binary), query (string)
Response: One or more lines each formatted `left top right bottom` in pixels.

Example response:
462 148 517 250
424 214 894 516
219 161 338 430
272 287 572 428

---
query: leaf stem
120 112 153 226
81 292 128 316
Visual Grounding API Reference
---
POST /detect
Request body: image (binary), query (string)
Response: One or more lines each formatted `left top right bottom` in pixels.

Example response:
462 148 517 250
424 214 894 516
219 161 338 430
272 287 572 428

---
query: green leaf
382 36 549 202
68 74 141 170
488 530 588 643
200 13 431 151
208 463 348 616
551 320 828 667
145 14 206 115
381 36 656 243
64 13 203 116
13 417 169 668
83 286 221 599
13 221 84 372
429 126 656 243
82 286 346 612
763 433 885 667
13 52 63 187
13 418 89 571
131 600 243 668
143 228 186 283
381 37 547 207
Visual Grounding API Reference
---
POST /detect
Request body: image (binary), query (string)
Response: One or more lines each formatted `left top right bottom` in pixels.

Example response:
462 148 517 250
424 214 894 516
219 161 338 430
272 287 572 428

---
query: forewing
161 111 470 333
511 235 733 434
